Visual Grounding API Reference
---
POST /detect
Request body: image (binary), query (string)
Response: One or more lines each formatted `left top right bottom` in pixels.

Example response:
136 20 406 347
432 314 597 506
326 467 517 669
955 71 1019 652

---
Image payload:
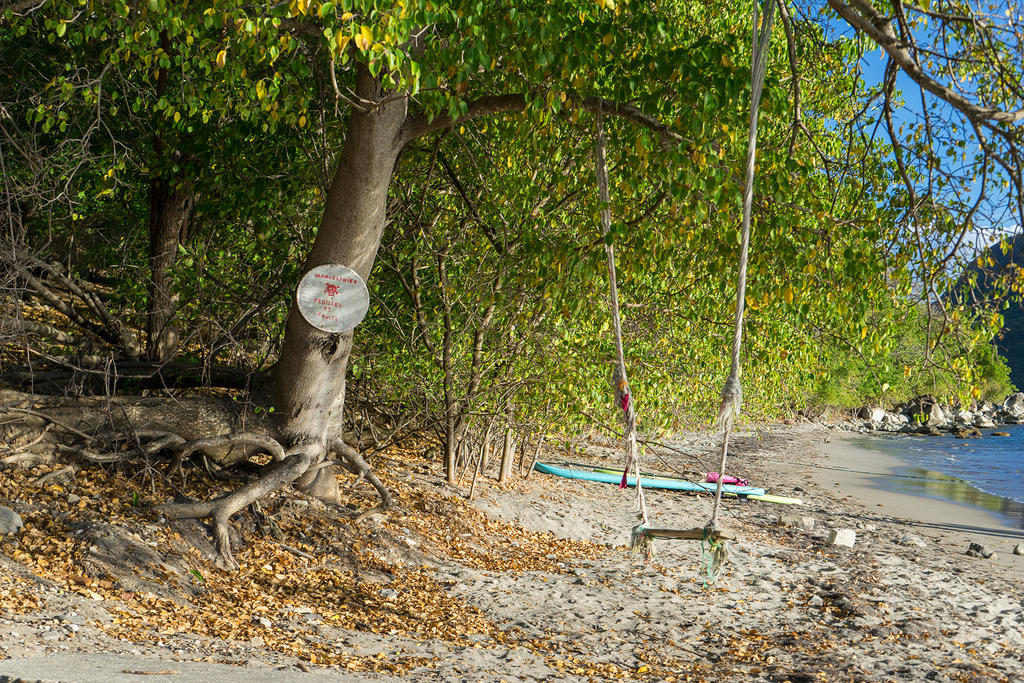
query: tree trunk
445 422 458 483
498 427 514 484
146 178 193 361
145 28 193 363
273 67 407 502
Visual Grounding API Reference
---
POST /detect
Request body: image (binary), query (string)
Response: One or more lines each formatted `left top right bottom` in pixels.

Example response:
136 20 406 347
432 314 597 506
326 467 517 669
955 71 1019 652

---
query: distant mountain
968 237 1023 389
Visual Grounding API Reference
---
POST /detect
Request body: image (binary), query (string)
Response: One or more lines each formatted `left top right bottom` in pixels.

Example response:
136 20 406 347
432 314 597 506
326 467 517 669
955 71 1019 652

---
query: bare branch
827 0 1024 124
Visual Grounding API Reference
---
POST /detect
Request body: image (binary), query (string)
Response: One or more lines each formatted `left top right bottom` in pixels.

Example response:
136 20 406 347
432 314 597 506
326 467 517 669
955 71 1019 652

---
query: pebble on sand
827 529 857 548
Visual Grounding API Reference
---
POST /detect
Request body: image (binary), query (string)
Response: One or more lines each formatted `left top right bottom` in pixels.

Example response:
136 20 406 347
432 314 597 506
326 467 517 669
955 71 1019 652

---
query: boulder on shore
858 406 886 422
924 403 947 426
903 396 947 427
1003 392 1024 418
973 414 996 428
952 409 974 425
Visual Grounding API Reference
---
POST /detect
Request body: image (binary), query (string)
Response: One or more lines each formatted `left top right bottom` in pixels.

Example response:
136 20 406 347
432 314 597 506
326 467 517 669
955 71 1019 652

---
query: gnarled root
157 450 311 570
328 438 392 521
166 432 285 477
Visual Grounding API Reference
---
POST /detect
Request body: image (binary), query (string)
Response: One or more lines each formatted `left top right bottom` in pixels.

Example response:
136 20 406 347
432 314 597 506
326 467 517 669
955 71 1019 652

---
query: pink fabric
705 472 748 486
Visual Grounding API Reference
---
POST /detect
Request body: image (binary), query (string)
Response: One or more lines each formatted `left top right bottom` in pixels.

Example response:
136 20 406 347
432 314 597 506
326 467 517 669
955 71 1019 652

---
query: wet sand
811 435 1024 574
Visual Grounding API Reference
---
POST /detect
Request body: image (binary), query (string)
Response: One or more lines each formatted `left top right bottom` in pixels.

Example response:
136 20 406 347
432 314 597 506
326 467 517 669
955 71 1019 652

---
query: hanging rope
708 0 776 532
595 102 648 527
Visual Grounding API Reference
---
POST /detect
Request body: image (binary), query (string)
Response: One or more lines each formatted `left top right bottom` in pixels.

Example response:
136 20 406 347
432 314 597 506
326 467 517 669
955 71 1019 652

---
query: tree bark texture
273 67 407 502
146 178 193 362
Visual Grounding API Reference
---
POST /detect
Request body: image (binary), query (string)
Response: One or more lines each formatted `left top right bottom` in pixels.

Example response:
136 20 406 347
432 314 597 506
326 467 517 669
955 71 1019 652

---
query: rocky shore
845 391 1024 437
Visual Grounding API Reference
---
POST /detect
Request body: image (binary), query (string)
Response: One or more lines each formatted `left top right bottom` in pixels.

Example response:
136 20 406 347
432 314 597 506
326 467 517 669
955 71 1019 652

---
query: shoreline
810 434 1024 572
849 432 1024 527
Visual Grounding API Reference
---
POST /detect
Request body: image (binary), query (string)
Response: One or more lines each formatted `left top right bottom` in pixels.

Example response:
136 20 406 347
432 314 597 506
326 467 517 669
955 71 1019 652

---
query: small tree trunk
517 435 528 475
479 421 493 473
524 436 545 479
498 427 514 484
274 67 407 502
468 438 485 500
445 423 458 483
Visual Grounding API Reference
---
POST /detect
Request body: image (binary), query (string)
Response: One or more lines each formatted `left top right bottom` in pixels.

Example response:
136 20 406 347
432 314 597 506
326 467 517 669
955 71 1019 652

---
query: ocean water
857 425 1024 528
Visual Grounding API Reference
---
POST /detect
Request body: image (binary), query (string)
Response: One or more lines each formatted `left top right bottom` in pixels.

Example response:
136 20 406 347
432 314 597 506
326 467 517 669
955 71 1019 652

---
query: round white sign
296 264 369 332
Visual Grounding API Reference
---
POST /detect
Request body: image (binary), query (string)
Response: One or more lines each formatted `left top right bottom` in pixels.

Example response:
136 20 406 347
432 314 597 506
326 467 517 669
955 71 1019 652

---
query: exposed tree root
33 465 76 487
329 437 392 513
59 444 133 464
140 433 187 457
0 422 53 456
153 436 393 568
158 450 312 570
0 388 395 570
1 452 56 467
167 432 284 477
1 406 97 442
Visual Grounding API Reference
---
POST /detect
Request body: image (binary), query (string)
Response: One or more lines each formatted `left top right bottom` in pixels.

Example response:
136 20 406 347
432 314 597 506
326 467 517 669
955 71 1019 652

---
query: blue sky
812 7 1021 257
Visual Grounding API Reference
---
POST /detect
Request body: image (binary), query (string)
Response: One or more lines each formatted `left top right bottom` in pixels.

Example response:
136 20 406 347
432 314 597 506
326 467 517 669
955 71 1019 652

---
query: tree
3 0 1021 568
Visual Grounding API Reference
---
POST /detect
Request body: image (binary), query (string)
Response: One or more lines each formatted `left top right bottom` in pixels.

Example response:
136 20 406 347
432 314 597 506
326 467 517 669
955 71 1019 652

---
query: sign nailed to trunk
296 264 369 332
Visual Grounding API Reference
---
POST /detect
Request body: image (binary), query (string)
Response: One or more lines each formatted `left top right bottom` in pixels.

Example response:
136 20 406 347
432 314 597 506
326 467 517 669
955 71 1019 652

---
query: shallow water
856 424 1024 528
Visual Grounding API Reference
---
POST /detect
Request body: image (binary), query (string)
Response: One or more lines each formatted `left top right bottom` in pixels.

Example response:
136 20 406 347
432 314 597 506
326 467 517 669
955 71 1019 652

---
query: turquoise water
858 425 1024 528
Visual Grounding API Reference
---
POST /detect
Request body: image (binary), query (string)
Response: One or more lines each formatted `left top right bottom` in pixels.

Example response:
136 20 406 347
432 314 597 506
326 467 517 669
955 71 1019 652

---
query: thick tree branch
828 0 1024 124
399 94 528 147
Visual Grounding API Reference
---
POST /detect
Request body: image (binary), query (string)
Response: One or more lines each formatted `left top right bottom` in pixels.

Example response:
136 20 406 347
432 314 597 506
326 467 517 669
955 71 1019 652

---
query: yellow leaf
602 33 613 46
256 80 267 99
215 49 227 68
860 326 868 340
782 286 794 305
298 115 307 128
335 30 351 51
355 24 372 51
341 11 352 20
173 111 180 123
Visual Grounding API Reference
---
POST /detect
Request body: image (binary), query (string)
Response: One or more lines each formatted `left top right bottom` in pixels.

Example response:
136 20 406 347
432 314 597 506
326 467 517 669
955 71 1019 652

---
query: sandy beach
1 424 1022 682
807 436 1024 570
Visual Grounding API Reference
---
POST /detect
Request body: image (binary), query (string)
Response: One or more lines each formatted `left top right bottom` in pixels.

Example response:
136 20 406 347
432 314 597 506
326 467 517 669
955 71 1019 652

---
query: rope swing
595 0 774 577
595 101 649 528
708 0 775 533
